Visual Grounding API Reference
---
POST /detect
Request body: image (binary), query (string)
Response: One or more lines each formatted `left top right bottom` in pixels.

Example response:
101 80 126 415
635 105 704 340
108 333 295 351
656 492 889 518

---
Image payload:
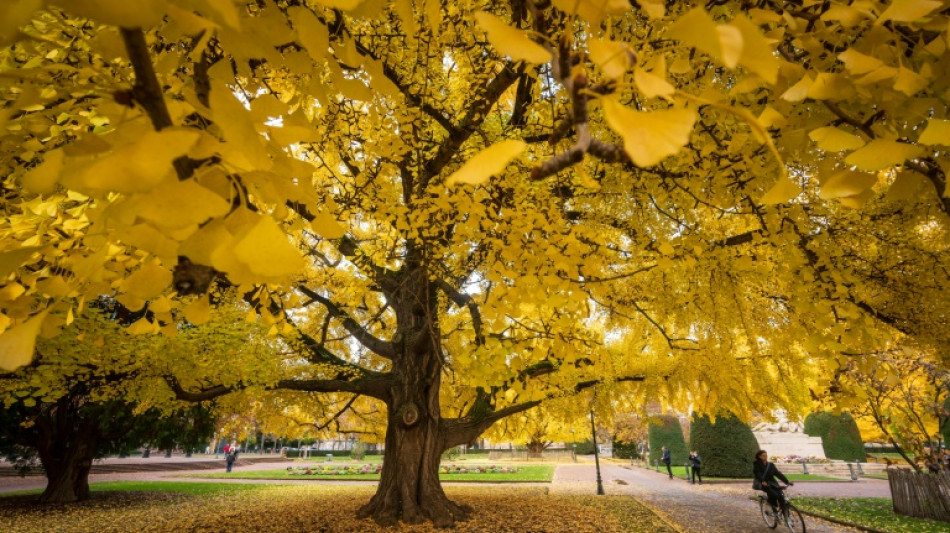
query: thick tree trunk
36 428 97 503
357 264 471 527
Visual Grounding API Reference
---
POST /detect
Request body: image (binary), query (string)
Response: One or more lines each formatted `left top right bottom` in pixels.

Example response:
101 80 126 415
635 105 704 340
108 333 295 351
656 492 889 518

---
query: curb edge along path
552 464 870 533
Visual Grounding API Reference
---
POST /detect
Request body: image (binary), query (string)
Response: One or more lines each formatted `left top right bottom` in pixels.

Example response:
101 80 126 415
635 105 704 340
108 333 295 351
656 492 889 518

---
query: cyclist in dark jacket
754 450 792 511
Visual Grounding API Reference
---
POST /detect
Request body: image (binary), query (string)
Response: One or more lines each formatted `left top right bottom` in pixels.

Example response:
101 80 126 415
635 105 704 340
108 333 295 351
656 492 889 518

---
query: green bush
612 439 640 459
574 440 597 455
689 413 761 478
804 412 866 462
648 415 687 465
350 440 365 461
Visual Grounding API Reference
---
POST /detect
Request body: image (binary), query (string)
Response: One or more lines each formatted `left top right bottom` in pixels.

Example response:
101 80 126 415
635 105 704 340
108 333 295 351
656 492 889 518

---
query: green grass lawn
190 464 555 482
649 465 840 481
0 481 266 498
795 497 950 533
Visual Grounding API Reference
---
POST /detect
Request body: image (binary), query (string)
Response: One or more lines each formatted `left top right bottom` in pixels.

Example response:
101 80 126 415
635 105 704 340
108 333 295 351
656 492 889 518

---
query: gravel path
552 464 881 533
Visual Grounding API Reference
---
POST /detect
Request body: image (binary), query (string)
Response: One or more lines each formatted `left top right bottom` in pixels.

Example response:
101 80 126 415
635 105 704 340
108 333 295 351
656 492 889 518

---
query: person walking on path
690 451 702 485
662 446 673 479
225 447 239 473
753 449 792 512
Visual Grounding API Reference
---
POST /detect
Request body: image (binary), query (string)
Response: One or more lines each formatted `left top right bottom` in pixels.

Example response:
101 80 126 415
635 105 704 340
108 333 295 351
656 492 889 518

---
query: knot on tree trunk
173 257 216 295
397 402 420 427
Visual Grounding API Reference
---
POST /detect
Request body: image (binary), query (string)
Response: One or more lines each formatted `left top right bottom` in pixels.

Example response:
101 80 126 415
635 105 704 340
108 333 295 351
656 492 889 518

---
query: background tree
803 411 866 462
689 413 761 478
647 415 688 466
821 351 949 471
2 0 950 526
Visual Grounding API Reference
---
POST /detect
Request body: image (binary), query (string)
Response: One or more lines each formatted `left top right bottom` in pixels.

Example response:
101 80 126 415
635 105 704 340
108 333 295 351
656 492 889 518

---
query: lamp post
590 407 605 495
570 428 576 462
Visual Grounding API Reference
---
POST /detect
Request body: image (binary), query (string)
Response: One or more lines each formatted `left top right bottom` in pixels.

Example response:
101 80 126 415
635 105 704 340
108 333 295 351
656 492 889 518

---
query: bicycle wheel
783 505 806 533
759 498 779 529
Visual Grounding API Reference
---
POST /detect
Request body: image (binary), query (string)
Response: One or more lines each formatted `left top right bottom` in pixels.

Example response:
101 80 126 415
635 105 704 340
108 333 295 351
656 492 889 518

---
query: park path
552 463 887 533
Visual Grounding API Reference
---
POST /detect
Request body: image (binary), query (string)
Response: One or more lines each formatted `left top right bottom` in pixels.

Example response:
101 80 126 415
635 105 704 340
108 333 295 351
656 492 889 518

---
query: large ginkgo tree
1 0 949 526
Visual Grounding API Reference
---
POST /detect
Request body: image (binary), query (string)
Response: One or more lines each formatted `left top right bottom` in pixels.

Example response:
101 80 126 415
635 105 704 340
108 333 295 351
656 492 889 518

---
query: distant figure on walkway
690 451 702 485
662 446 673 479
223 443 231 455
753 449 792 512
225 447 239 473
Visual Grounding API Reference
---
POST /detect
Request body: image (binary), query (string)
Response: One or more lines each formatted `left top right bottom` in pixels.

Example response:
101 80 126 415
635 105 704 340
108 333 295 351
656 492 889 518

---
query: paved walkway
555 464 889 532
2 458 891 532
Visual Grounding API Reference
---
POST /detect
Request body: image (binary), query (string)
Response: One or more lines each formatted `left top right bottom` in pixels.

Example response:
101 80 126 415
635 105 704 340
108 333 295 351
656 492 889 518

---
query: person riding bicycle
753 449 793 513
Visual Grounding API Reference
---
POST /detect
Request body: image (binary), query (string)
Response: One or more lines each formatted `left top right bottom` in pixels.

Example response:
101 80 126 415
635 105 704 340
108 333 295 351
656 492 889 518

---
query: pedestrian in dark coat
690 451 702 485
225 448 239 473
662 446 673 479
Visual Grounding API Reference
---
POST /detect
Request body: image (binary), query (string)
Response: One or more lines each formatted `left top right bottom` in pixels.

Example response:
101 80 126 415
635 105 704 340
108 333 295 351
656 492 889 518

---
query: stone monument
752 418 826 459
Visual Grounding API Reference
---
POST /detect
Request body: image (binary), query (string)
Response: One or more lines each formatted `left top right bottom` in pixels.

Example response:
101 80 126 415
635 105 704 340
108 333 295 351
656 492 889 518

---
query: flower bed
771 455 831 464
440 464 519 474
287 464 382 475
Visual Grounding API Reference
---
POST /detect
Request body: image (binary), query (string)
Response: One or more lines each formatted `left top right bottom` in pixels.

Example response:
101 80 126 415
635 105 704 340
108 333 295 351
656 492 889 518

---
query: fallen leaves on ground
0 485 676 533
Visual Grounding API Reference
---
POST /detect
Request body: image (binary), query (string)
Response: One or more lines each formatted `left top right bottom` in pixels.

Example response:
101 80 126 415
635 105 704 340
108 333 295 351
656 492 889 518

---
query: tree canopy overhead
1 0 949 526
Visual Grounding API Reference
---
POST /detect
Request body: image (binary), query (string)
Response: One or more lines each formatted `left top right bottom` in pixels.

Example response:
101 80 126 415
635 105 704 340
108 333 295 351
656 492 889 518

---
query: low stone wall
774 461 887 478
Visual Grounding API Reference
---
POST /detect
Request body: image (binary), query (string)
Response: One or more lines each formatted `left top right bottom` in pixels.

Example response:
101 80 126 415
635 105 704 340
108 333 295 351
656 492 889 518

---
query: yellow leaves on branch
550 0 630 26
473 12 551 65
666 8 779 83
876 0 943 25
588 39 634 81
445 140 526 185
48 0 167 28
845 139 924 172
601 98 695 167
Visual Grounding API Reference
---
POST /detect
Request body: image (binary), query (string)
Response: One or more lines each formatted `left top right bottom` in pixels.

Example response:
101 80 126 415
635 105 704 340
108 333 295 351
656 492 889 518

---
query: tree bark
357 264 472 527
34 417 98 503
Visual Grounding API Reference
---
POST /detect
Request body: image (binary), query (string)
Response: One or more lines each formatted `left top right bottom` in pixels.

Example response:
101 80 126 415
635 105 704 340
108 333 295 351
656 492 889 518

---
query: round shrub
804 411 866 462
648 415 687 465
689 413 761 478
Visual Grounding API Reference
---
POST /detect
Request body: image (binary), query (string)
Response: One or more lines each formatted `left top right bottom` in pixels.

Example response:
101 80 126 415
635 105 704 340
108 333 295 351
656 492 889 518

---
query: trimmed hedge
648 415 687 465
689 413 761 478
612 440 640 459
804 412 866 462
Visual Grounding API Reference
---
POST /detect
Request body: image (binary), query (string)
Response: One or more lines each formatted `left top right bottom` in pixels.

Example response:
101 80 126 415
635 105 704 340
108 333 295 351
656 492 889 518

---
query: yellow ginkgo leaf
822 5 870 27
638 0 665 19
122 263 172 300
602 98 696 167
64 129 200 194
184 296 211 325
838 49 884 75
312 211 346 239
845 139 924 171
893 65 928 96
759 177 800 204
127 317 156 335
312 0 364 10
809 127 866 152
780 75 812 102
20 149 63 195
731 14 779 83
114 224 180 266
150 295 173 314
551 0 630 26
474 12 551 64
0 0 42 46
667 8 741 68
290 7 329 64
445 140 526 185
885 171 926 202
634 67 675 98
49 0 167 28
128 179 230 230
806 73 853 100
210 84 270 169
819 170 877 199
919 119 950 146
876 0 941 25
589 39 634 80
0 246 39 279
0 310 48 372
232 215 306 278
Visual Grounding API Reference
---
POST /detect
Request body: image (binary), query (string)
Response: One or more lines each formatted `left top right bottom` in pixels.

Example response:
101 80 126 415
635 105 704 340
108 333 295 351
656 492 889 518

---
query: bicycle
758 485 806 533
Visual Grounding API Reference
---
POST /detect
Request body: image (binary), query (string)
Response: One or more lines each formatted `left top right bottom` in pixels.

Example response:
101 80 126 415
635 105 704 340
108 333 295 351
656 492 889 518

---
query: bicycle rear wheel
783 505 806 533
759 498 779 529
